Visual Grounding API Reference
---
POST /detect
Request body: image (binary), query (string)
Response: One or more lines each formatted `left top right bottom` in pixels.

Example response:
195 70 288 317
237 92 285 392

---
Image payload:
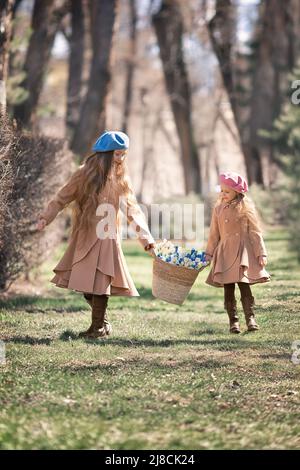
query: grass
0 228 300 450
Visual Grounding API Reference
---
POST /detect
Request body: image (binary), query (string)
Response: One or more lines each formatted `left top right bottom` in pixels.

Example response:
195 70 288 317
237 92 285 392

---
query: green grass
0 228 300 450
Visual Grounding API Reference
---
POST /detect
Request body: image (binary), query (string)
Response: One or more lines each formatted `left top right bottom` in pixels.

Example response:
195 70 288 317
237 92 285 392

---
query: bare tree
248 0 300 186
65 0 85 138
208 0 236 113
121 0 137 133
0 0 14 112
207 0 262 184
152 0 201 195
13 0 70 128
12 0 22 17
71 0 118 157
208 0 300 186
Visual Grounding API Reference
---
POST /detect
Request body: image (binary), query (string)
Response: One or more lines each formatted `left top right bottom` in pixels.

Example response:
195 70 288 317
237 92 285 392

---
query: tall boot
84 293 112 335
224 299 240 334
224 283 240 334
81 292 112 336
241 295 259 331
83 293 93 307
79 294 109 338
79 294 94 337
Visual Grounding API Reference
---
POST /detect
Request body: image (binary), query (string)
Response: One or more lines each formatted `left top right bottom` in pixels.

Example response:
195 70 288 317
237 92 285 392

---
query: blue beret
92 131 130 152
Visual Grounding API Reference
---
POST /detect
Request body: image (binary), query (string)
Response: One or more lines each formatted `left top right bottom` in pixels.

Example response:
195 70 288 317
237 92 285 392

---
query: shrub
0 116 76 291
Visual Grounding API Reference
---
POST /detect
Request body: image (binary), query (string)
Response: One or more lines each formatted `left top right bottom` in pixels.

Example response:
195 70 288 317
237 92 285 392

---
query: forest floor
0 228 299 449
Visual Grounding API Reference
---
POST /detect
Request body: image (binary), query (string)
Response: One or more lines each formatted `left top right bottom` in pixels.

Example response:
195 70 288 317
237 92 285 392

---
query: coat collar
222 198 240 209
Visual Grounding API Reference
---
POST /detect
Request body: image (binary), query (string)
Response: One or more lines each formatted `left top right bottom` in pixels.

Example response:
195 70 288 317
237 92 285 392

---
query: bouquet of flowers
154 239 209 271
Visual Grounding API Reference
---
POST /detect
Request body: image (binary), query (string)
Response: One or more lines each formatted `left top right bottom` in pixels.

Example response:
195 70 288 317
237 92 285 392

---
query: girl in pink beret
205 171 270 333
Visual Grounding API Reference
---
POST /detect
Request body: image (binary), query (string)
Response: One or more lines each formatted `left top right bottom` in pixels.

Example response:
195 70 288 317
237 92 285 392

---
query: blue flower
155 242 209 270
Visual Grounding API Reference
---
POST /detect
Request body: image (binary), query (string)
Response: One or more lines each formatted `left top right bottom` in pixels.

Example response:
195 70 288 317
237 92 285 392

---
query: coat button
225 219 229 223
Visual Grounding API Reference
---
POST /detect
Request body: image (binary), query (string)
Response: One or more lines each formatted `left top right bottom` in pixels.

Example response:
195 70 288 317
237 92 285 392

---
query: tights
224 282 252 302
83 293 109 304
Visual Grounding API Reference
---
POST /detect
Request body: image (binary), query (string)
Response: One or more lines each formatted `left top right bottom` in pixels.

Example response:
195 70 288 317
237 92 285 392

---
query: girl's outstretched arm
37 168 81 227
121 183 155 252
205 206 220 259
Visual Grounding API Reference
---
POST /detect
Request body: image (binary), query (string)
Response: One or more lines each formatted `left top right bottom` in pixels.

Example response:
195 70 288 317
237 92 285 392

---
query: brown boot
104 316 112 336
79 294 109 338
80 293 112 337
224 299 241 334
83 293 93 307
241 295 259 331
78 294 94 337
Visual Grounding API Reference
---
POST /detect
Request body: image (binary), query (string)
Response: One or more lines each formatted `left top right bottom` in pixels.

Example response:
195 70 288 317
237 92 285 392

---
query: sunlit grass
0 228 299 449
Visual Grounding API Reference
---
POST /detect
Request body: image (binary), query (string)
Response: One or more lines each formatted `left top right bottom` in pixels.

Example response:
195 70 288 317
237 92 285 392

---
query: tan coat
39 168 154 296
205 200 270 287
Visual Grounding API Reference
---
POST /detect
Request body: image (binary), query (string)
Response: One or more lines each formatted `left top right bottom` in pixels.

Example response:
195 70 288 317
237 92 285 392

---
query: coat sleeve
205 206 220 257
247 216 267 258
38 169 80 226
120 183 155 249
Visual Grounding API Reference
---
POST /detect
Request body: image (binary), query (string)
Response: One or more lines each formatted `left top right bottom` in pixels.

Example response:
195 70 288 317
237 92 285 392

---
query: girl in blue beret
37 131 155 339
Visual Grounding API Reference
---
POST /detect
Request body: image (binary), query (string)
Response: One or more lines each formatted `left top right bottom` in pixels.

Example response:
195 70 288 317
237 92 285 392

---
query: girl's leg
224 283 235 303
89 294 109 338
79 293 111 338
84 292 112 335
83 293 93 307
238 282 259 331
224 283 240 334
78 293 94 336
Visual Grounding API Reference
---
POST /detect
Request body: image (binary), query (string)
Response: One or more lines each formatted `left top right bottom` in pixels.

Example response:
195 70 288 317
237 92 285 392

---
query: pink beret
219 172 248 193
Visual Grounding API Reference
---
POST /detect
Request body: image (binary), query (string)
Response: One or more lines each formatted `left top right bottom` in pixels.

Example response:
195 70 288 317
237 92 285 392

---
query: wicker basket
152 256 206 305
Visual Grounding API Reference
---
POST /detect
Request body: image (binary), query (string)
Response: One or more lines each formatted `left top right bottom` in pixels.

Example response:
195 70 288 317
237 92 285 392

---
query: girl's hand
36 217 47 231
144 243 156 257
258 255 267 266
205 253 213 263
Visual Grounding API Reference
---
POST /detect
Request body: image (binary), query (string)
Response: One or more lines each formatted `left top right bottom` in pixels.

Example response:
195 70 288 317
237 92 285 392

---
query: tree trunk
71 0 118 157
152 0 201 195
209 0 300 187
65 0 85 139
13 0 69 128
248 0 300 186
207 0 263 185
121 0 137 134
0 0 14 112
208 0 237 114
12 0 23 17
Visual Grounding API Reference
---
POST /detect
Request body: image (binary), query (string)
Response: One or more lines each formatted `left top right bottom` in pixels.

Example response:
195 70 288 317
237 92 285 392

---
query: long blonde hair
70 151 132 236
216 192 263 232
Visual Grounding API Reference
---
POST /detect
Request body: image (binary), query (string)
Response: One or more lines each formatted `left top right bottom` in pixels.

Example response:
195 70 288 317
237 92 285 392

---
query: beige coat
205 200 270 287
39 168 154 296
